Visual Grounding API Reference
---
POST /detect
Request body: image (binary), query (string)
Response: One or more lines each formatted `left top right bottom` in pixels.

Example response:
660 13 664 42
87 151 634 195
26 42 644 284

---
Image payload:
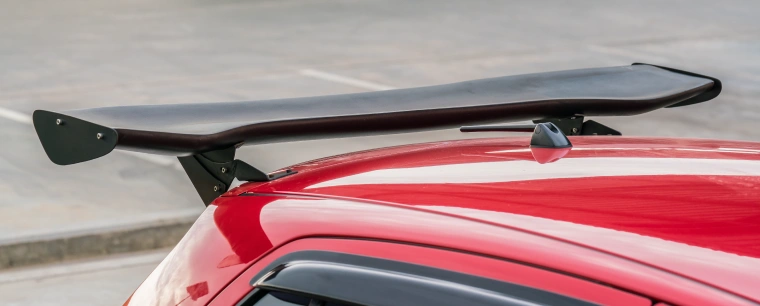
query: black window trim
237 250 596 306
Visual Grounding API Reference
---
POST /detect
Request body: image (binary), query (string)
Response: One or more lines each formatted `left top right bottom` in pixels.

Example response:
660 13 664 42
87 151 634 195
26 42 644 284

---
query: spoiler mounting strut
177 144 296 205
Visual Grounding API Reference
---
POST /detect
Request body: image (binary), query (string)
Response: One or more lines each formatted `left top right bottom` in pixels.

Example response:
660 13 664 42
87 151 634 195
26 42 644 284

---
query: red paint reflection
530 147 571 164
186 282 209 301
213 196 276 267
305 175 760 258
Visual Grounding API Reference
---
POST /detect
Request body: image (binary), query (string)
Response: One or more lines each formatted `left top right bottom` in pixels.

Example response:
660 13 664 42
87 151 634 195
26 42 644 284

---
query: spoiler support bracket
533 116 621 136
177 145 296 205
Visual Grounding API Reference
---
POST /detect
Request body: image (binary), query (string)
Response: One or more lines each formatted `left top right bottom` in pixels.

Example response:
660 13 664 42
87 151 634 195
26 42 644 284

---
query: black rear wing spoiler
33 63 721 203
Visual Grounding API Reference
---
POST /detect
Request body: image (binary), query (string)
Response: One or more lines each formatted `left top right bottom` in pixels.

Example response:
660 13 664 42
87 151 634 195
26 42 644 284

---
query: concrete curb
0 210 199 269
0 249 170 284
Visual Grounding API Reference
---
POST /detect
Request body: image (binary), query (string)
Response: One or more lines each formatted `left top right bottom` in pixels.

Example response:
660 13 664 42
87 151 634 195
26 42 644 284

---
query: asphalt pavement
1 0 760 304
0 249 168 305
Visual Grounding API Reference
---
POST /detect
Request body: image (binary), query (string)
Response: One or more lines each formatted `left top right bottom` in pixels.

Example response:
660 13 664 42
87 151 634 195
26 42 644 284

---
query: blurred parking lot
1 0 760 304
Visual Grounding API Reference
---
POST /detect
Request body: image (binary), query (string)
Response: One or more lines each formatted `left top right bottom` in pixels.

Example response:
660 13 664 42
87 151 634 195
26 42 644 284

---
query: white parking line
586 45 670 64
0 106 33 124
6 69 392 168
299 69 397 91
0 106 178 168
118 150 179 167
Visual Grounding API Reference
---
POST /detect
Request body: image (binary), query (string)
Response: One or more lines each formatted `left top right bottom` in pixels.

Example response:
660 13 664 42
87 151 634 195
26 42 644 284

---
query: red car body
124 136 760 306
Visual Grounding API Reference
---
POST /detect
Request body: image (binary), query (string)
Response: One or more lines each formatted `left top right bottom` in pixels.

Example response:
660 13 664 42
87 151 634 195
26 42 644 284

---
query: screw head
221 167 227 173
96 133 103 140
213 186 219 192
55 119 63 125
571 128 579 134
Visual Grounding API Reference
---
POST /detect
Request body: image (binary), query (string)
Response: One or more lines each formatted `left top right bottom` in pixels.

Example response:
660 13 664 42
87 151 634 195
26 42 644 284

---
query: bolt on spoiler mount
33 63 721 204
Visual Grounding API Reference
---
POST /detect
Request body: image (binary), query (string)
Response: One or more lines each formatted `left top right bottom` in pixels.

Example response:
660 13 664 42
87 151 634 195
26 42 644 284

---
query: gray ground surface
0 264 153 305
0 249 168 305
1 0 759 303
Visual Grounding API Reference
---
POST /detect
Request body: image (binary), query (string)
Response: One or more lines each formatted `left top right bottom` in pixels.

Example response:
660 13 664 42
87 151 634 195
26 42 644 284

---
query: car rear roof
232 136 760 301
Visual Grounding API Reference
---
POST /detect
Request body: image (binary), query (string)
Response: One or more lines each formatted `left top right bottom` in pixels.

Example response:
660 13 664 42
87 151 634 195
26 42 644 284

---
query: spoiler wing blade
33 63 719 166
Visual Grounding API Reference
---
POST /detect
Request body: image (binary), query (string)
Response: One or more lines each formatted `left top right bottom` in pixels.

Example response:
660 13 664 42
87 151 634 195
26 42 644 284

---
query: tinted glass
251 291 349 306
253 292 309 306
